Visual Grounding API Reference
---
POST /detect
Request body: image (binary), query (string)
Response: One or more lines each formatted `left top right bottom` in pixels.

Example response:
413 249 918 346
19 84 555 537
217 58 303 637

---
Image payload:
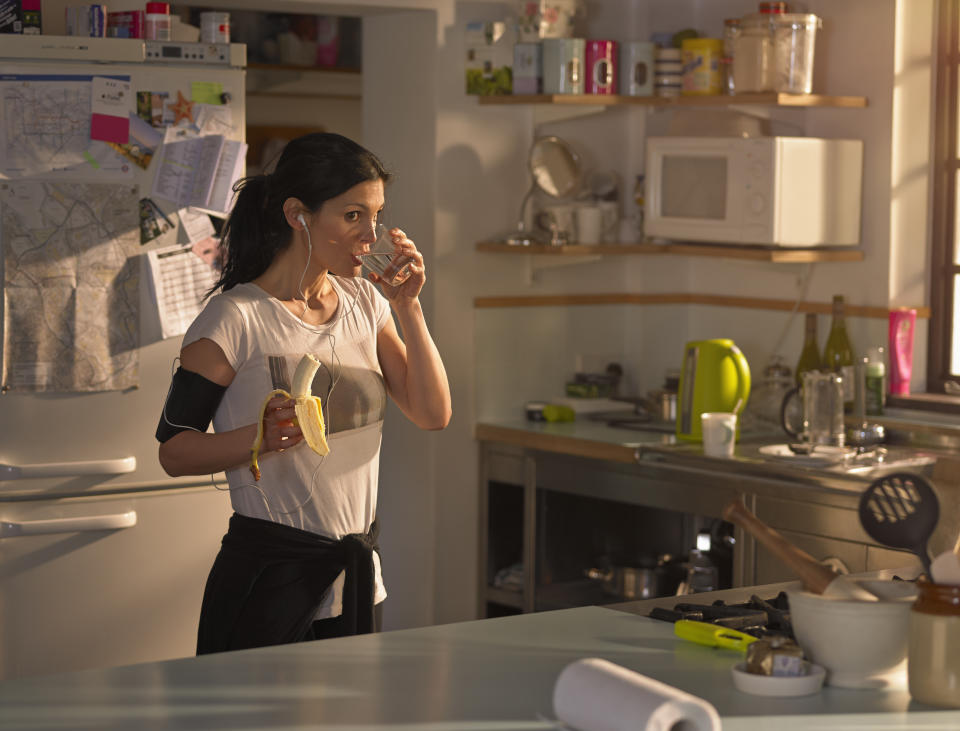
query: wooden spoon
723 499 878 601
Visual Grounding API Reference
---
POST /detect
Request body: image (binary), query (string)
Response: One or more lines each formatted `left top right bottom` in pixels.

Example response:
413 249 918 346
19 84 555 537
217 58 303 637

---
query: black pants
309 602 384 640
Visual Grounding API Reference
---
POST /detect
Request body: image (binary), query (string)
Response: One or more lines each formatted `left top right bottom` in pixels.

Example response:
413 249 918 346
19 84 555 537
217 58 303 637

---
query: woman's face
307 178 385 278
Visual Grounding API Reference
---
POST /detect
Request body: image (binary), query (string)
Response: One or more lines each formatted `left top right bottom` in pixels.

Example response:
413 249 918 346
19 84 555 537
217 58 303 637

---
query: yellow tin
681 38 724 95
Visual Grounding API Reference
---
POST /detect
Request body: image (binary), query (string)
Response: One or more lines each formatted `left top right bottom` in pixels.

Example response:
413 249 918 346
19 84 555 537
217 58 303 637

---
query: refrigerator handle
0 511 138 538
0 457 136 480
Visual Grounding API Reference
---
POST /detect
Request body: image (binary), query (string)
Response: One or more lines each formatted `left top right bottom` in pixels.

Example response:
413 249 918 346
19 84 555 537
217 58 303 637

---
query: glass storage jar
772 13 822 94
908 580 960 708
732 14 774 92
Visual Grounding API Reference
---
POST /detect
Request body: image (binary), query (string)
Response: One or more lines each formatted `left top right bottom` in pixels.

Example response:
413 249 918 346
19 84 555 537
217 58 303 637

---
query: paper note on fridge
146 243 219 340
152 128 246 215
90 76 131 144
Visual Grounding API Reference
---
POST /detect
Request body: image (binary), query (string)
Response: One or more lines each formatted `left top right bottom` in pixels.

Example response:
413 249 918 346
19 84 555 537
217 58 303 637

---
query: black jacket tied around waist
197 513 380 655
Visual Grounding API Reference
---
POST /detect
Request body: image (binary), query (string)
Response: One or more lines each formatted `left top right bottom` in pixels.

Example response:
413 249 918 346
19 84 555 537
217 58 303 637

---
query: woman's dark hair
210 133 391 294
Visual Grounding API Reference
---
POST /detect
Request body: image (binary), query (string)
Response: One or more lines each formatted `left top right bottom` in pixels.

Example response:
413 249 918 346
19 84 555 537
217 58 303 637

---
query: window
929 0 960 392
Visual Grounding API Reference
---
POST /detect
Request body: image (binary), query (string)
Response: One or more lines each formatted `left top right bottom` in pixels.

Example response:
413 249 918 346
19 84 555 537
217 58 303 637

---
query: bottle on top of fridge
823 295 855 411
145 2 171 41
795 312 822 385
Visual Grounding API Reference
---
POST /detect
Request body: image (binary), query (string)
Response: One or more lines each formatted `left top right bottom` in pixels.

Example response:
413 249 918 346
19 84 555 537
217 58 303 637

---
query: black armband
156 367 228 443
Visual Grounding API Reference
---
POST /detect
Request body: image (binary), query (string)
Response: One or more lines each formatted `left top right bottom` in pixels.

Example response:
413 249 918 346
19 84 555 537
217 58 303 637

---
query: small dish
730 662 826 697
757 443 850 468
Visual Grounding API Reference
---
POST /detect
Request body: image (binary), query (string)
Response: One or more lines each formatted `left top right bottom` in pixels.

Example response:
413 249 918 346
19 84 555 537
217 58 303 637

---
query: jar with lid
742 355 793 432
908 580 960 708
731 2 788 94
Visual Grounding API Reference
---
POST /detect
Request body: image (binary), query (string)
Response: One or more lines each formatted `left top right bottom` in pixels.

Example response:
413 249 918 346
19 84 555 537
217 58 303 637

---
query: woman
156 133 451 654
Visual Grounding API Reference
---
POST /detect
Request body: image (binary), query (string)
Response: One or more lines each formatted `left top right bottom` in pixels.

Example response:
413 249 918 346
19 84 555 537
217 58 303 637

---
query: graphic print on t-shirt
264 351 386 436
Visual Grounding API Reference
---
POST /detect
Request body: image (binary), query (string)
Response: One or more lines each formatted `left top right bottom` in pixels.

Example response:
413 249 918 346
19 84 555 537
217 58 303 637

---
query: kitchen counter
0 601 954 730
475 418 940 495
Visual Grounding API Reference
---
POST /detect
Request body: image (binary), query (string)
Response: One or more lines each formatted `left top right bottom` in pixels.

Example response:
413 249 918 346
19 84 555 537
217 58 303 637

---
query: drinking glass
360 224 414 286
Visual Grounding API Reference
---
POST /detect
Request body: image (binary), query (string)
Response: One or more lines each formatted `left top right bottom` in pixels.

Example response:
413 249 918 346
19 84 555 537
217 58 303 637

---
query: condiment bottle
864 345 886 415
908 580 960 708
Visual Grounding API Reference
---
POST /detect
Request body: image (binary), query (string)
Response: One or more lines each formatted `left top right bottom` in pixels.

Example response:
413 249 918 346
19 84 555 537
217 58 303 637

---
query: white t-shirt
182 277 391 618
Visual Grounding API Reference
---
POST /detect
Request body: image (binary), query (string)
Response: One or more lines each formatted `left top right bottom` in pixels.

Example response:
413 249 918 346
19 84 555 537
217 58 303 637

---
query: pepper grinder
846 356 886 451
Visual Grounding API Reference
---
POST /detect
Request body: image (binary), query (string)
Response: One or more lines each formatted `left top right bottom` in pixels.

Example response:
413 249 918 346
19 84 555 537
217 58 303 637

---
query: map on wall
1 180 140 392
0 72 133 179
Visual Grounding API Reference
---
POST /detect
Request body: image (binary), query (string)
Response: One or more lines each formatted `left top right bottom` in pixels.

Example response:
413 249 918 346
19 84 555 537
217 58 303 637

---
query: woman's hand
367 227 425 303
260 395 303 454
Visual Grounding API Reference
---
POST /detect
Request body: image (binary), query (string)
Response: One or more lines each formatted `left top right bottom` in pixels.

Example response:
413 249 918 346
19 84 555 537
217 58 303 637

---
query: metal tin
513 42 542 94
584 40 617 95
542 37 585 94
681 37 723 95
620 40 654 96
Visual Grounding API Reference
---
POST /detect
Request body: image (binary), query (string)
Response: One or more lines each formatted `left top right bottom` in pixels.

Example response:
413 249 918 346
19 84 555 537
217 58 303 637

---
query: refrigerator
0 36 245 679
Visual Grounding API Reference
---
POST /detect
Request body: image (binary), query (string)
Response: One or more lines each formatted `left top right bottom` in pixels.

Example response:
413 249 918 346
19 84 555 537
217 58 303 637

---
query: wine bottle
823 295 856 410
795 313 822 385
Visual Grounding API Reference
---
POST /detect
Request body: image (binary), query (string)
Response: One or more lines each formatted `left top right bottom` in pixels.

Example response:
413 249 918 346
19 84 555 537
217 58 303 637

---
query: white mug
575 205 603 245
701 412 737 458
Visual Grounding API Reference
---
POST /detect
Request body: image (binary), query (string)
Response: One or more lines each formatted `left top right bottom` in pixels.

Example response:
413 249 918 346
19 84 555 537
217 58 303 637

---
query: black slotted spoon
858 472 940 577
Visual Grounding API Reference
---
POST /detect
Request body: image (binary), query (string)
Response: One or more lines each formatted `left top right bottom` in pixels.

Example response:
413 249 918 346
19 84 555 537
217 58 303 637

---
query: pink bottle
888 308 917 395
585 40 618 95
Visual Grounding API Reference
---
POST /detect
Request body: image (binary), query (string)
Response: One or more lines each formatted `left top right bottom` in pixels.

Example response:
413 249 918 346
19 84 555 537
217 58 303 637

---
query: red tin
585 40 618 95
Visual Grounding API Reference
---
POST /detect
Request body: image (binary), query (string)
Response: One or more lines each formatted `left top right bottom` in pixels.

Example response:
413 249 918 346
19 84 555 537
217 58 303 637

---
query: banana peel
250 354 330 480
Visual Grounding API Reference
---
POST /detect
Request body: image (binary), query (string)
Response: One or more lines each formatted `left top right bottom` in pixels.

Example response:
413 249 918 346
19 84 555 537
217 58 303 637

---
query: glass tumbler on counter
360 224 414 286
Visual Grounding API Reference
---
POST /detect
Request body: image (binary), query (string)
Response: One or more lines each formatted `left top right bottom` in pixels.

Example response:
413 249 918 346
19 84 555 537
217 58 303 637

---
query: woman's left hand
367 228 425 302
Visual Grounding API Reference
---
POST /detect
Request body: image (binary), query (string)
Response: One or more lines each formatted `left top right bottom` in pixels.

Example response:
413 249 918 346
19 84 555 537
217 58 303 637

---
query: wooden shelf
476 241 865 263
473 293 932 320
477 92 868 109
247 62 361 74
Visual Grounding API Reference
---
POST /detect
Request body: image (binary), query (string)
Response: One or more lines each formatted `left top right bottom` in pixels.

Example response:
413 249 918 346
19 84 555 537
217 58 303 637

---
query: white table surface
1 605 955 730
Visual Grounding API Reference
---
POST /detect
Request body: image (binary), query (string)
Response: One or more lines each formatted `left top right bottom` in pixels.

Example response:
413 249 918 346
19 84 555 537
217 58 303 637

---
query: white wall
75 0 932 631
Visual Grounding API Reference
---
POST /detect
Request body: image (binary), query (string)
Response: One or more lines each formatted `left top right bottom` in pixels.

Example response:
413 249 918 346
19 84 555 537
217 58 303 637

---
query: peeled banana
249 353 330 481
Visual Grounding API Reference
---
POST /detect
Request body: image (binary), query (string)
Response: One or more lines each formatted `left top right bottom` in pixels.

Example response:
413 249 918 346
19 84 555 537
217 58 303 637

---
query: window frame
928 0 960 393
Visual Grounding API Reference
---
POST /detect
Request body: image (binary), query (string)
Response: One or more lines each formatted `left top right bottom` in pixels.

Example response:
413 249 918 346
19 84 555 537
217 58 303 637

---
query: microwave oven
644 136 863 247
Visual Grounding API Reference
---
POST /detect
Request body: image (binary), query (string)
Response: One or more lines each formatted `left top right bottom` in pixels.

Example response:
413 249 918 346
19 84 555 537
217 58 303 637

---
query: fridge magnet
139 197 173 245
90 76 131 144
190 81 224 105
170 90 195 125
107 113 161 170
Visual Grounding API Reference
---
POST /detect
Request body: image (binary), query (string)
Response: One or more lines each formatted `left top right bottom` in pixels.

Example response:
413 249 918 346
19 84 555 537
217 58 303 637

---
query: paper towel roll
553 658 721 731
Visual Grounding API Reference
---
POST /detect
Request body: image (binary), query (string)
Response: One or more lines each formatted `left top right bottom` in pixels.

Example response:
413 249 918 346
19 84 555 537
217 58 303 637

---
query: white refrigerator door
0 485 233 680
0 57 245 497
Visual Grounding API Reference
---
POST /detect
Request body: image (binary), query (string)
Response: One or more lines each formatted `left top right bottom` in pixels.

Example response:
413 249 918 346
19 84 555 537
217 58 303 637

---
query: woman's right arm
158 338 302 477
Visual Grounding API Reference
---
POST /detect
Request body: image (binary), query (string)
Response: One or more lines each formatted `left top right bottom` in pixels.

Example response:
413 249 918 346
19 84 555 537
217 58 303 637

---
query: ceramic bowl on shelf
787 579 917 689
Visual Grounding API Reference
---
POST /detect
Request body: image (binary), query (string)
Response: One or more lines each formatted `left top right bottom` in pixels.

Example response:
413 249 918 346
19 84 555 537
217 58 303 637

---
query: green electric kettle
676 339 751 442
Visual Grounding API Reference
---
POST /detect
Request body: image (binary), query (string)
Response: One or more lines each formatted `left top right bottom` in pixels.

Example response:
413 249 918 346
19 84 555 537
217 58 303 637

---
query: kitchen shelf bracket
524 253 602 284
532 104 606 126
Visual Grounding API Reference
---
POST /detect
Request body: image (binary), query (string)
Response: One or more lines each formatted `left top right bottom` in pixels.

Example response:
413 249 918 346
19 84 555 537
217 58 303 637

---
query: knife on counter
674 619 758 653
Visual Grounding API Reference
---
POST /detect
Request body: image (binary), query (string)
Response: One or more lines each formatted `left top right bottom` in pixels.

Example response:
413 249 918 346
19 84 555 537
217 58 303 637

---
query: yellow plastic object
674 619 758 653
542 404 575 422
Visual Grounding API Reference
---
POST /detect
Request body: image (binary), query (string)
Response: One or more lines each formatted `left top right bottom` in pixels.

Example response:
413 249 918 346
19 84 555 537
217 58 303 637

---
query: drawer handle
0 457 136 480
0 511 138 537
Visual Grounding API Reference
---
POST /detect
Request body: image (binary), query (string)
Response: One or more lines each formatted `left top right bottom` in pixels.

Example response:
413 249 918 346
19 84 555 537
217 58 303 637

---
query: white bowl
787 579 917 689
731 661 826 697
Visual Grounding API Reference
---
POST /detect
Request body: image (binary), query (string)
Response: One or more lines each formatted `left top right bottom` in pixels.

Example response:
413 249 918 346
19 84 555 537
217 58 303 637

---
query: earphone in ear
297 214 307 228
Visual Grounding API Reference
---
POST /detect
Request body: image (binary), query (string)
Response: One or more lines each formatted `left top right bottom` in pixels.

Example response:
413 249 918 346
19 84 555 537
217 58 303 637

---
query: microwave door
651 149 742 244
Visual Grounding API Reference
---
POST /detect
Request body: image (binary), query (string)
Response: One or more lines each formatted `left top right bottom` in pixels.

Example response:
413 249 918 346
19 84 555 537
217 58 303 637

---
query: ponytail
206 133 391 298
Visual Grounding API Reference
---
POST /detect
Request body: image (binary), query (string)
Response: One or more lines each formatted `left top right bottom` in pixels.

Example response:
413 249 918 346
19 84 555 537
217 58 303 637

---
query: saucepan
585 556 685 600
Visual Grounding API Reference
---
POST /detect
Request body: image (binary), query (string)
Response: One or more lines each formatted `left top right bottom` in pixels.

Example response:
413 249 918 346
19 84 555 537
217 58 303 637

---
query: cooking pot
585 566 663 600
